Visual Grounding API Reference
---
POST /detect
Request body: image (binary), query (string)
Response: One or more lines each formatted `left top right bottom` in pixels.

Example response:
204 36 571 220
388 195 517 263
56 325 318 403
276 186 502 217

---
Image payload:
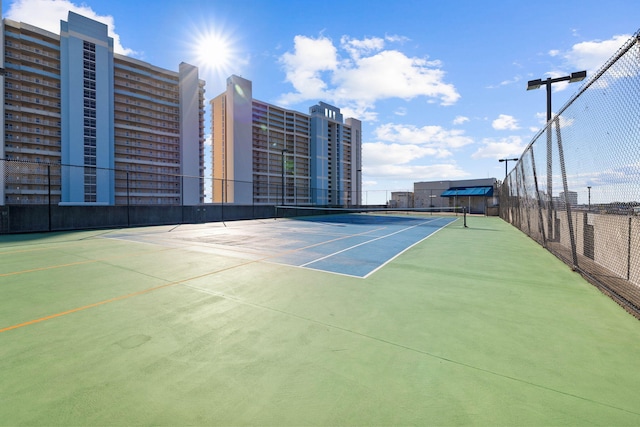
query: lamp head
527 79 542 90
569 70 587 83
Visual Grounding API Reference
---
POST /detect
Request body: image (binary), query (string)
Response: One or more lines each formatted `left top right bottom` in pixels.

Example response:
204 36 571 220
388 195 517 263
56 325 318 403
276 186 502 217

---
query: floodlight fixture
527 70 586 240
526 79 542 90
569 70 587 83
499 158 519 179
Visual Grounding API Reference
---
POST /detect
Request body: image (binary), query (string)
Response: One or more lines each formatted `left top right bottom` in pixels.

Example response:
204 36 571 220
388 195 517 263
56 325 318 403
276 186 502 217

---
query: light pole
498 158 518 180
527 70 586 238
356 169 362 207
281 149 288 205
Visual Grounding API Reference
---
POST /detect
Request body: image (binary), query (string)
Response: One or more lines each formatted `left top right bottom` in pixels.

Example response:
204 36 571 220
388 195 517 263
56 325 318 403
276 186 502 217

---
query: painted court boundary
292 216 459 278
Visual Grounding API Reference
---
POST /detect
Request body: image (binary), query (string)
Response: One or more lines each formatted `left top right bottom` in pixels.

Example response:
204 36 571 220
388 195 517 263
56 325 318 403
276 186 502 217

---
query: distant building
1 12 205 206
413 178 498 214
211 75 362 206
556 191 578 207
390 191 414 208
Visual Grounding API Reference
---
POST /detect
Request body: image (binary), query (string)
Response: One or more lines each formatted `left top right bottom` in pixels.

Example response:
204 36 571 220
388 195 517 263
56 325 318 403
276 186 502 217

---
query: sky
3 0 640 203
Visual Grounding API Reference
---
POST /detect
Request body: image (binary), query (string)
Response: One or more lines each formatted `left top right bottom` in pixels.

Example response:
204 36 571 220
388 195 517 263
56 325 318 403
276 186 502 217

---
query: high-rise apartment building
1 12 205 206
211 75 361 206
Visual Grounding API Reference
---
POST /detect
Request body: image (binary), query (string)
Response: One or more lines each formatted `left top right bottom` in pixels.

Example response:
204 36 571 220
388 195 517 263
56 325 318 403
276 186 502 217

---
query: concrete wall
539 210 640 287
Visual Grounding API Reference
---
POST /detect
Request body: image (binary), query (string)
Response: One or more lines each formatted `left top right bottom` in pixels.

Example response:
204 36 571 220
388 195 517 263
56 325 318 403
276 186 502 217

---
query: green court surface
1 216 640 426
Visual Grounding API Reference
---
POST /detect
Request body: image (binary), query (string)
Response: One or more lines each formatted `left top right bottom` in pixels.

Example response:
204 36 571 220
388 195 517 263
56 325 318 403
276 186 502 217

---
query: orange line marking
0 280 179 333
0 247 174 277
0 225 385 333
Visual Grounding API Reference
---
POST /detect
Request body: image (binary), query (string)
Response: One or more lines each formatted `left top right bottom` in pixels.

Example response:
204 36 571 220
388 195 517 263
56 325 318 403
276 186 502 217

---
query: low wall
0 204 276 234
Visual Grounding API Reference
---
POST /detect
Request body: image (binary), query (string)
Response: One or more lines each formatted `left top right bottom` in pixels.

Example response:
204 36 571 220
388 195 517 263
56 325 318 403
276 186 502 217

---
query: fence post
517 160 532 235
181 175 184 224
529 148 548 247
555 118 578 269
628 217 632 281
126 172 130 227
48 164 52 232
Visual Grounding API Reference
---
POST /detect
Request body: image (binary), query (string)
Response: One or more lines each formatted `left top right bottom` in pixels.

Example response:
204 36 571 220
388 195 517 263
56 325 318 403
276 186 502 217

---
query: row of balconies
114 156 180 169
113 181 180 190
114 115 180 131
114 73 179 93
4 125 61 137
5 53 60 72
113 69 179 92
5 115 60 127
4 195 61 204
4 82 60 99
3 103 61 117
114 104 179 122
114 80 178 104
114 173 180 183
114 97 180 116
4 176 61 185
115 85 180 107
4 146 61 157
114 197 182 205
5 92 61 108
114 148 180 160
114 130 180 143
116 137 179 148
4 39 60 59
13 73 61 88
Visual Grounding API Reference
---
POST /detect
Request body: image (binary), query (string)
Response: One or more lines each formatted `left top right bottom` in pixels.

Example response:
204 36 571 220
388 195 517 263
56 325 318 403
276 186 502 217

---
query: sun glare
195 31 232 71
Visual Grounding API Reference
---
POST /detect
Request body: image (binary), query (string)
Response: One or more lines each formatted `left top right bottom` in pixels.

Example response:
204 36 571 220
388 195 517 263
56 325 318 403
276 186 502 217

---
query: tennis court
1 214 640 425
103 211 458 278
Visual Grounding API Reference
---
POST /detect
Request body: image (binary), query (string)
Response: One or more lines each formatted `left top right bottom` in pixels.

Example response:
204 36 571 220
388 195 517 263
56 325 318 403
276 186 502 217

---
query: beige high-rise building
211 75 362 206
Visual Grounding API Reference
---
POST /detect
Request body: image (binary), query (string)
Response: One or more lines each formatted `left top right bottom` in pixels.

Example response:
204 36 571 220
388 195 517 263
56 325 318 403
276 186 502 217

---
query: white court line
299 217 449 268
363 217 456 278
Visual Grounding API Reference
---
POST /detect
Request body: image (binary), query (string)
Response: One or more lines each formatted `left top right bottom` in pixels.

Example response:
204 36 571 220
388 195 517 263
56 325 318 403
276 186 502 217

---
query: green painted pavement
1 217 639 425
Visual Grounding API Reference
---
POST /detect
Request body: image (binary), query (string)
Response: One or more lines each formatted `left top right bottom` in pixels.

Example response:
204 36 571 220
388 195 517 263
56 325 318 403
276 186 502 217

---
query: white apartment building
1 12 205 206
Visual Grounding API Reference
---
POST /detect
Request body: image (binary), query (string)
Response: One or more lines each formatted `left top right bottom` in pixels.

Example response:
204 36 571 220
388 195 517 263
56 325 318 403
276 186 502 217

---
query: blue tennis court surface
103 213 459 278
269 214 458 277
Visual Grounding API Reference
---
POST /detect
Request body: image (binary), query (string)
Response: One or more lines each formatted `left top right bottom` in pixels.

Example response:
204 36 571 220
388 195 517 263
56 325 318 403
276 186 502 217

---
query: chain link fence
500 29 640 318
0 159 370 233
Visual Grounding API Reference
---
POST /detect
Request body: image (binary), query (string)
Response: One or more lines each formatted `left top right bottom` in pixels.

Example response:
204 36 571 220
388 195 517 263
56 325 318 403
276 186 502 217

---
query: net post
464 206 468 228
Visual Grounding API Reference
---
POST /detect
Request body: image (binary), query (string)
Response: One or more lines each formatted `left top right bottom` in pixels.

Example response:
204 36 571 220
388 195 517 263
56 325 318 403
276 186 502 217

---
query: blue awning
441 186 494 197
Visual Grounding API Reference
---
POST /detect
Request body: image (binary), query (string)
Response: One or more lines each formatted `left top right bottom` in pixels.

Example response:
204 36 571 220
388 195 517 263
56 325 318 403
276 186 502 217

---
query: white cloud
364 163 470 181
204 134 212 148
563 34 630 73
492 114 520 131
340 35 385 59
361 123 475 182
472 136 526 159
278 34 460 118
5 0 136 56
364 142 446 166
487 75 521 89
374 123 474 149
544 34 633 94
452 116 469 125
279 35 338 105
384 34 410 44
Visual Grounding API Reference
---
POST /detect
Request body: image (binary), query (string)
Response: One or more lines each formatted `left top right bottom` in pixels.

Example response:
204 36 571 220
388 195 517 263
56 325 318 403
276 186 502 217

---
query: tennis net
274 205 467 225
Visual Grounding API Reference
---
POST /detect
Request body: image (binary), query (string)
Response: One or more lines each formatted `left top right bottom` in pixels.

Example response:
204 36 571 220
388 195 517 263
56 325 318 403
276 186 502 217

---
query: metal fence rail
500 29 640 318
